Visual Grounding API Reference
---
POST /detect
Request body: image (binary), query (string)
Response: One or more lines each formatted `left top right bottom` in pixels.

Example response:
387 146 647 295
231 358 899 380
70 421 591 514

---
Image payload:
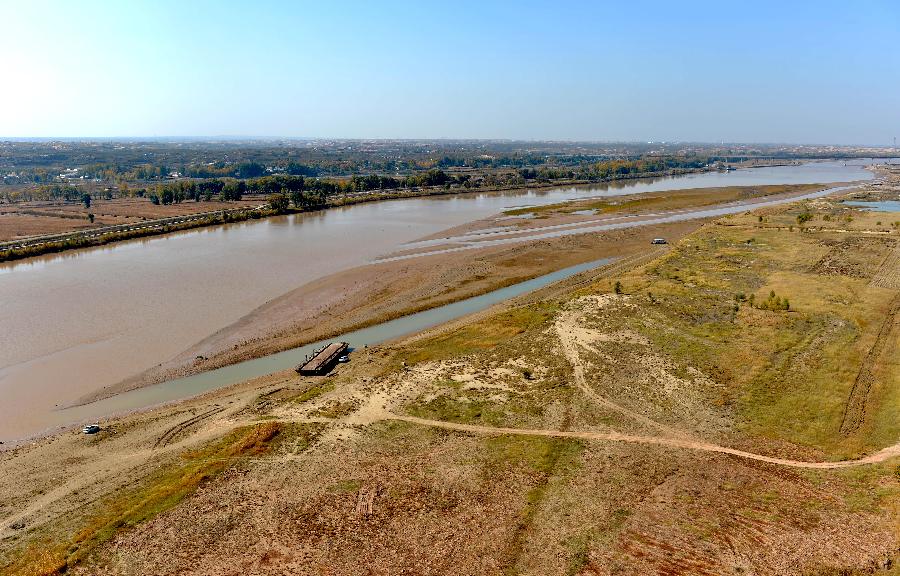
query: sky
1 0 898 144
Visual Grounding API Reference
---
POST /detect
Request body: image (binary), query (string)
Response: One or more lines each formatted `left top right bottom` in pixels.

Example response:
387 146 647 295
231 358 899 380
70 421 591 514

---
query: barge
296 342 349 375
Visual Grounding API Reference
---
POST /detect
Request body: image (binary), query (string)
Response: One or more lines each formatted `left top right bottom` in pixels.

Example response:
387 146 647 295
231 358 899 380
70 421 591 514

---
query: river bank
86 219 700 403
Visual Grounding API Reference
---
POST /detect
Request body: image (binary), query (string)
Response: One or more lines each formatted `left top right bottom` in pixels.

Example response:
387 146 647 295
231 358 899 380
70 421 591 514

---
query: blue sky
1 0 898 143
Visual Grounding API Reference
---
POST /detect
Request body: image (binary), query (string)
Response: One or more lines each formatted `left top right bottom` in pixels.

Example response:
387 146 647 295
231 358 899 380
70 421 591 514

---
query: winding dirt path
386 413 900 470
269 400 900 470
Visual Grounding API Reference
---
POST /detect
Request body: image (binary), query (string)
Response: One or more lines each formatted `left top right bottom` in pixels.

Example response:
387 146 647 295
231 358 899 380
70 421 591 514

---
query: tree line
5 157 707 209
2 157 712 206
143 170 458 206
517 157 709 182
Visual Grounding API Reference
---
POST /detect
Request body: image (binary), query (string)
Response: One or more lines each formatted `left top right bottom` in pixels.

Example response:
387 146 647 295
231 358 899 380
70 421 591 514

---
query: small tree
88 213 95 223
222 180 246 201
267 193 289 213
81 193 91 208
614 281 623 294
289 188 304 208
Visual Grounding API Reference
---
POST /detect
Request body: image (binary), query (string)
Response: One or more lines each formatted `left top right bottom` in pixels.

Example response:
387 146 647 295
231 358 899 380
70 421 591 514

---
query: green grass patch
489 435 583 575
563 534 590 576
560 509 630 574
622 219 896 456
483 435 583 475
293 381 335 403
403 303 558 365
829 462 900 514
312 399 358 419
407 393 506 426
328 479 362 493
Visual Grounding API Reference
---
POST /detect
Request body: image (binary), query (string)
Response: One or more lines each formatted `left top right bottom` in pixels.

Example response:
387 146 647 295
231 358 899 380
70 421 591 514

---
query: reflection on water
0 160 877 441
844 200 900 212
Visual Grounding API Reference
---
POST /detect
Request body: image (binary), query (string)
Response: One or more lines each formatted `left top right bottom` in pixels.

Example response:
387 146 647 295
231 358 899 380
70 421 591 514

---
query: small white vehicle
82 424 101 434
338 355 350 363
651 238 668 245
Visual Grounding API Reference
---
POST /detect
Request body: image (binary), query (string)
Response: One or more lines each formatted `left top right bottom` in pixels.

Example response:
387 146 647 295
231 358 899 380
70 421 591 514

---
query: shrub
756 290 791 311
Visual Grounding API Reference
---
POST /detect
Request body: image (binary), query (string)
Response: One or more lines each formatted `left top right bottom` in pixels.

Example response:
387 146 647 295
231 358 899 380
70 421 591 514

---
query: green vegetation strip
487 435 583 575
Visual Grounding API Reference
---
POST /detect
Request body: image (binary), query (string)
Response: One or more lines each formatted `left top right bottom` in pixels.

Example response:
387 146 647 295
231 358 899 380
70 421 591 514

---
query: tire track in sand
839 293 900 435
554 305 692 439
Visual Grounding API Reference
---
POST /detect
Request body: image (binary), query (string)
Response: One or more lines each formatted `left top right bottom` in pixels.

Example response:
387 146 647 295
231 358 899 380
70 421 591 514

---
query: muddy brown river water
0 161 877 441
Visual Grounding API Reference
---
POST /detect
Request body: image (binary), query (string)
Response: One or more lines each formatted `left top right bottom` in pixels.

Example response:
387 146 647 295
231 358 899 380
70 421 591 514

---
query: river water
0 160 877 442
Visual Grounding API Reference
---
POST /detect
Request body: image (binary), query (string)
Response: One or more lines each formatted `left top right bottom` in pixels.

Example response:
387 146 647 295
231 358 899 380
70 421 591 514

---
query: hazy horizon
2 0 898 144
0 136 897 147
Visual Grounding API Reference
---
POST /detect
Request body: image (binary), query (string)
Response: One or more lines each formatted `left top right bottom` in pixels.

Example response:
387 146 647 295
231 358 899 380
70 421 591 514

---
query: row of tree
517 157 708 182
144 169 459 206
147 179 246 204
2 156 711 206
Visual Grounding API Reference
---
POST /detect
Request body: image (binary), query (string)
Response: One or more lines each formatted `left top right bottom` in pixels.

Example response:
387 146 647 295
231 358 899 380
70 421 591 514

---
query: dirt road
385 413 900 470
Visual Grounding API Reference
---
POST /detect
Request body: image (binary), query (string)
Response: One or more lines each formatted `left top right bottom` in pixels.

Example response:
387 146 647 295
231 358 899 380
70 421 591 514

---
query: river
0 160 877 442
